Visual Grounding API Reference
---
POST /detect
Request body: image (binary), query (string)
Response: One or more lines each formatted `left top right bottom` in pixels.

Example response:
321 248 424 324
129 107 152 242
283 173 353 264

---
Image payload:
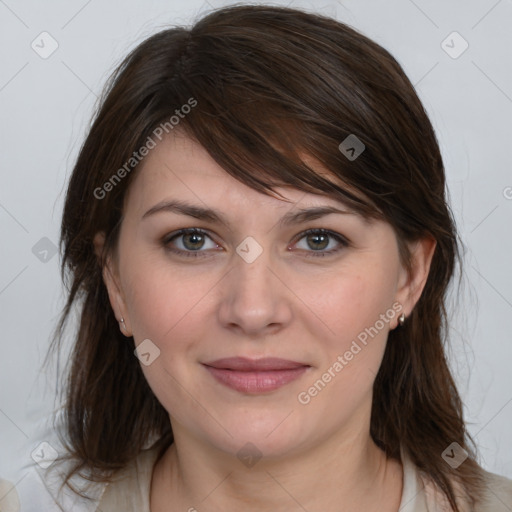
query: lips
204 357 308 371
202 357 310 393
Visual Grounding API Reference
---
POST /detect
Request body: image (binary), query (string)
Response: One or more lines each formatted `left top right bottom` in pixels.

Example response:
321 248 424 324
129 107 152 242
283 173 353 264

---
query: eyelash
162 228 350 259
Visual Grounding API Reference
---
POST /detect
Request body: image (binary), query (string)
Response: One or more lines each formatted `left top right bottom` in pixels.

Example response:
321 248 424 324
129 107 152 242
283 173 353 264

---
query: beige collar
98 444 439 511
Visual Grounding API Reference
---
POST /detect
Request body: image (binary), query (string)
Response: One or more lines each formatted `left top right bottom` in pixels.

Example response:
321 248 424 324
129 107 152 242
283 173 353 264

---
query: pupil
308 233 328 250
184 233 204 250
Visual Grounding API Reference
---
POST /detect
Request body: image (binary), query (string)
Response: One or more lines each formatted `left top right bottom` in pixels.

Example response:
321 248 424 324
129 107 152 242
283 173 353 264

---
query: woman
2 4 511 511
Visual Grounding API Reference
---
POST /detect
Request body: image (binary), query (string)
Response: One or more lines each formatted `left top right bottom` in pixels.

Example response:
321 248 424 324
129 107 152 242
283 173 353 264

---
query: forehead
123 131 365 216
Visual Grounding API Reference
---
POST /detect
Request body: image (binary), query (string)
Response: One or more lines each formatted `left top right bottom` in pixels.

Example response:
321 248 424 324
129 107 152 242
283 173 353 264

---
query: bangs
158 82 385 223
138 21 389 223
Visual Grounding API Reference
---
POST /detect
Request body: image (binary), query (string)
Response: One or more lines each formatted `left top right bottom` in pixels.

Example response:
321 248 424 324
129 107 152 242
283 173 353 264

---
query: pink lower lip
203 365 309 393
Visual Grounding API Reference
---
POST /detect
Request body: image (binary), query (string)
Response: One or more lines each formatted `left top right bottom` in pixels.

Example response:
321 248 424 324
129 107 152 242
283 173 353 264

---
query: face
98 132 434 460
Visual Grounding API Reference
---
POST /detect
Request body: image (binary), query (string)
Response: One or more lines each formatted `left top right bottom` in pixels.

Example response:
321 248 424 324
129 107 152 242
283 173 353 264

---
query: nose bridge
217 239 291 334
235 248 270 288
231 240 275 303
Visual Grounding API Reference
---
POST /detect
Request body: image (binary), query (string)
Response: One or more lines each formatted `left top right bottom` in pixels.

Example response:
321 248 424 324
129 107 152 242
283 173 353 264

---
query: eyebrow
141 199 356 227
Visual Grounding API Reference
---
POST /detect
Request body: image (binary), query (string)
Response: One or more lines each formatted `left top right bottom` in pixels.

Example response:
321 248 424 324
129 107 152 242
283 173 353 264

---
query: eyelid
162 227 350 258
291 228 350 245
290 228 350 257
162 228 221 253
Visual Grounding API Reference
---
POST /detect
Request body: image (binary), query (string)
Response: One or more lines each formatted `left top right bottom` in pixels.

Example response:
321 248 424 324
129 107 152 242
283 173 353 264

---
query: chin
199 409 314 461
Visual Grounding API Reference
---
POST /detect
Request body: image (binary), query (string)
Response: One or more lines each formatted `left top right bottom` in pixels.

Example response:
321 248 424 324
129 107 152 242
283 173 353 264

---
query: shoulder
0 413 107 512
475 469 512 511
0 477 20 511
0 467 105 512
0 442 164 512
401 443 512 512
95 443 165 512
2 412 167 512
421 467 512 512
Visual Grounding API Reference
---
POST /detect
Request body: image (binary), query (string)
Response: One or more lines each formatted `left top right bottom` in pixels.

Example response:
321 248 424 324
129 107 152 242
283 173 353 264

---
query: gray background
1 0 511 481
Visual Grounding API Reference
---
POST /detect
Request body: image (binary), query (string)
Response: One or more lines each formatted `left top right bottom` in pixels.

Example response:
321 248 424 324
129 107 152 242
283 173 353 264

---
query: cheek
122 256 216 421
122 253 217 342
292 269 396 424
307 266 396 349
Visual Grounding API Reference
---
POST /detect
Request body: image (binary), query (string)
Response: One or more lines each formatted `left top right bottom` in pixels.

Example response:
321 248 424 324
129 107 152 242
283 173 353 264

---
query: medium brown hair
47 4 486 509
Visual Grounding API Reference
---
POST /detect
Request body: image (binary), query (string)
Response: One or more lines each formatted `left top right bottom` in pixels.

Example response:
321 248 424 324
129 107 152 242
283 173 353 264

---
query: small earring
398 313 406 327
119 317 126 330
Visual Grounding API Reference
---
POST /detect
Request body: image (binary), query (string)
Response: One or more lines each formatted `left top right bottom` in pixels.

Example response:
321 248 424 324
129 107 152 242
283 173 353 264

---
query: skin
94 132 436 511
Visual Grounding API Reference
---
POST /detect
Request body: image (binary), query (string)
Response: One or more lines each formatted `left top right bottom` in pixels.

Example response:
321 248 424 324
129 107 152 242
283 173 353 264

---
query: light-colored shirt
2 441 512 511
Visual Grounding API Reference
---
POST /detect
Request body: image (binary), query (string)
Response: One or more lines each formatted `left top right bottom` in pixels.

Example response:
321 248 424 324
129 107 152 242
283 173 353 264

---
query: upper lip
203 357 309 371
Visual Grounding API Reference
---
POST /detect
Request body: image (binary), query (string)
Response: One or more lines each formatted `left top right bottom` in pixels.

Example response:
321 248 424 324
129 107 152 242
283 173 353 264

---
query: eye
162 227 349 259
163 228 221 258
292 228 349 257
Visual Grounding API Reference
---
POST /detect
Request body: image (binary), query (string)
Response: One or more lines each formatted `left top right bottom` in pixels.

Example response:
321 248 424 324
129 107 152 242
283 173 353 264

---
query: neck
151 421 403 512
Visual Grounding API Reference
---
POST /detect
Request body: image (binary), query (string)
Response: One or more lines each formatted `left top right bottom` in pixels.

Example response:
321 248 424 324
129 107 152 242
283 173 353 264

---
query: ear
93 231 133 337
394 236 437 328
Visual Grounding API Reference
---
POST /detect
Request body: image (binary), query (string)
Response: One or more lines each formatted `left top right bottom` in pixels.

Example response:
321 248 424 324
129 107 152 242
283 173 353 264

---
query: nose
217 245 293 338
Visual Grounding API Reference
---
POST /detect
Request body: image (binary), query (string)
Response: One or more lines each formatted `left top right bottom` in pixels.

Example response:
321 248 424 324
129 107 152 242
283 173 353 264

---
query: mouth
202 357 311 394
